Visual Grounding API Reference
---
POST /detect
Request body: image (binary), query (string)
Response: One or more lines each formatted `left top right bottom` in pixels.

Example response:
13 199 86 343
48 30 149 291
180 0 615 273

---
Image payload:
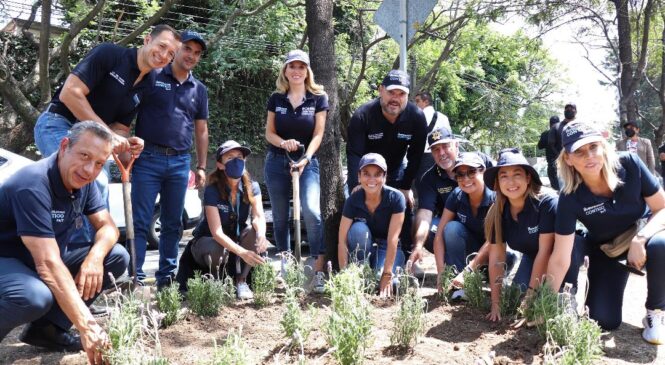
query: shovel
286 144 305 264
112 153 137 285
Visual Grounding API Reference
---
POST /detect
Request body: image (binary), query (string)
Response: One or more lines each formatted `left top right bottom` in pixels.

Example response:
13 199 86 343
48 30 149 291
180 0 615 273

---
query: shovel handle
112 153 136 183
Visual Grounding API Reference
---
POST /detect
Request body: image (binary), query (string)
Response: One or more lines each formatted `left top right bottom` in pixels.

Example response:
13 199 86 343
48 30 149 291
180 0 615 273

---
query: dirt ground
1 254 663 365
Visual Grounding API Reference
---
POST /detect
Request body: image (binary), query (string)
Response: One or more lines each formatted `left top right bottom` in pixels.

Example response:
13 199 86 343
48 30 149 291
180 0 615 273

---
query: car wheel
147 210 185 250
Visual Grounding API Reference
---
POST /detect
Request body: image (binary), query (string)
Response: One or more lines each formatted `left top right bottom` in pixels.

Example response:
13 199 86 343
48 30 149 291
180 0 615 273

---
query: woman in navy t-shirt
484 148 583 322
264 50 329 293
338 153 406 297
547 122 665 344
175 141 267 300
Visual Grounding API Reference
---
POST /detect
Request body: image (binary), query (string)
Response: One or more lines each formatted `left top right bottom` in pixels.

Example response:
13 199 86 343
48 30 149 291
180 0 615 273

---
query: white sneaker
312 272 326 294
236 282 254 300
642 309 665 345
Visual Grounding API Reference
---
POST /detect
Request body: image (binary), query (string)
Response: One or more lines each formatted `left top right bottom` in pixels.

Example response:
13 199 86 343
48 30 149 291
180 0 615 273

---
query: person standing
0 122 129 358
547 102 577 190
33 24 181 243
131 30 209 288
538 116 560 189
264 50 328 293
346 69 428 257
414 91 451 179
616 120 656 176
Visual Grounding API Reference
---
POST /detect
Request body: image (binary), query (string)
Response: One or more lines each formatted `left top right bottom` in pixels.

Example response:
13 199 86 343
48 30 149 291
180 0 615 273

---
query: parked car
0 148 202 250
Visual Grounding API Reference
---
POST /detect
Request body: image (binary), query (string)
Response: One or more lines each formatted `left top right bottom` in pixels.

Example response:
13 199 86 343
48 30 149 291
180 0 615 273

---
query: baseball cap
216 140 251 160
453 152 485 171
284 50 310 66
358 153 387 172
561 122 604 153
483 148 542 191
428 126 456 148
180 30 207 51
381 70 410 93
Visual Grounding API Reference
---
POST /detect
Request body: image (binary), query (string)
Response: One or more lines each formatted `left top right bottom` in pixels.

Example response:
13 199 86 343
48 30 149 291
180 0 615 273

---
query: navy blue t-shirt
346 99 427 190
136 64 209 151
266 91 329 153
0 154 105 266
50 43 156 126
444 186 495 243
555 153 659 245
417 165 457 216
342 186 406 240
492 193 558 259
193 181 261 240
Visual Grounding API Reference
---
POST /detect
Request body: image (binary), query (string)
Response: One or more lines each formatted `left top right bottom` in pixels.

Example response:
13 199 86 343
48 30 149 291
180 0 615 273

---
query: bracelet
196 166 206 171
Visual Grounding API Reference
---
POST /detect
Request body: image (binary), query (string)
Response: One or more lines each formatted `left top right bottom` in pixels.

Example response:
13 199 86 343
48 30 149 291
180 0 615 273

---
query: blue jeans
346 221 405 274
131 148 190 284
512 234 585 291
444 220 517 273
0 244 128 339
586 232 665 330
34 112 110 244
264 151 323 257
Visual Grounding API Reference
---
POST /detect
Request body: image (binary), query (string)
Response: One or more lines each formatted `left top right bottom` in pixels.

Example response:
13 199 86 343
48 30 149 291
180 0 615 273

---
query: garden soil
1 252 663 365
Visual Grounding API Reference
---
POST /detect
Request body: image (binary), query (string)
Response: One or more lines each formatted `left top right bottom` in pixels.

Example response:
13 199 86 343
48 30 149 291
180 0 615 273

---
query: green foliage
252 261 277 307
203 329 250 365
437 265 457 303
522 284 565 337
463 269 489 311
324 264 373 365
390 269 426 348
280 289 315 349
544 313 604 365
500 282 523 318
156 283 183 327
187 271 234 317
283 253 307 292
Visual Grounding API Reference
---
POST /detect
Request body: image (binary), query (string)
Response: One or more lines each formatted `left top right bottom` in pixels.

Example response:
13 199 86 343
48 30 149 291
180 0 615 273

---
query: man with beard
346 69 427 258
131 30 209 289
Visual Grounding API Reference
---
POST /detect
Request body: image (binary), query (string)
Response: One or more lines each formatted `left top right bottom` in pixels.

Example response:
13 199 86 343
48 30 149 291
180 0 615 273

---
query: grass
156 283 182 327
203 328 250 365
463 269 489 311
187 271 235 317
252 260 277 307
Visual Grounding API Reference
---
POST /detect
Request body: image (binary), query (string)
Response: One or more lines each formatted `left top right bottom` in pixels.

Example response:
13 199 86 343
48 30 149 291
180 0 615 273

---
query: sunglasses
455 168 481 180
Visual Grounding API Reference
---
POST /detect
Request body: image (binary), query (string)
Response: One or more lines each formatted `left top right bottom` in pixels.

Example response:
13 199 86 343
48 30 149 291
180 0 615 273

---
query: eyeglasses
455 168 480 180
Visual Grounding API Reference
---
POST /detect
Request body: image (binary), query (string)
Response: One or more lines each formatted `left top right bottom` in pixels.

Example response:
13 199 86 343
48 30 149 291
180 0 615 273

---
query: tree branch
59 0 107 76
38 0 51 106
208 0 280 48
117 0 178 46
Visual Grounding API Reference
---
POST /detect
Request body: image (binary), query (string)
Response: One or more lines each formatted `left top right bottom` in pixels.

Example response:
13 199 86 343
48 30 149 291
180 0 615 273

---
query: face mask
564 110 576 120
624 129 636 138
224 158 245 179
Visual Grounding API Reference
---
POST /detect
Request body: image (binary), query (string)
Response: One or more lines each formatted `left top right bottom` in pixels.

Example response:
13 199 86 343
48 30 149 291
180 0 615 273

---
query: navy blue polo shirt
266 91 329 153
193 181 261 240
556 153 659 245
50 43 156 126
444 186 495 243
492 194 557 258
0 154 105 266
417 165 457 216
346 99 428 190
342 186 406 240
135 64 209 151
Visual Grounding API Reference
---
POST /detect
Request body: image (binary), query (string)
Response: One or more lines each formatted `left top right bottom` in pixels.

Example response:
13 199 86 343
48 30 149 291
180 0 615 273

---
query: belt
45 103 76 123
144 142 189 156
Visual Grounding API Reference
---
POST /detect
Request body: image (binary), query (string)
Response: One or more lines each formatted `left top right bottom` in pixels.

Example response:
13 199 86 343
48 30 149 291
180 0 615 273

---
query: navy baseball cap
359 153 387 172
284 49 310 66
561 122 604 153
453 152 485 171
428 126 456 148
216 140 251 160
381 70 410 93
483 148 542 190
180 30 207 51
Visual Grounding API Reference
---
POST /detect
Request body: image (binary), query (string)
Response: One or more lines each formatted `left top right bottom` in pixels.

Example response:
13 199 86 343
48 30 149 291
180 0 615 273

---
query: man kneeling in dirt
0 121 129 364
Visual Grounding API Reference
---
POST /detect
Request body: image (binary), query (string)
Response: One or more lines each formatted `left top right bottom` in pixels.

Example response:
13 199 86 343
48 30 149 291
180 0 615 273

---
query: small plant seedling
544 312 603 365
281 288 316 350
283 253 307 291
204 328 250 365
252 260 277 307
463 269 488 310
437 265 457 303
500 281 522 318
390 289 427 348
187 271 233 317
156 283 182 327
522 283 564 337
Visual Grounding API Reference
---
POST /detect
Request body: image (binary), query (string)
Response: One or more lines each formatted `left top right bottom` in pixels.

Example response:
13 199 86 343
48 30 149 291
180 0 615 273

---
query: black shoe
156 280 172 292
19 323 83 352
89 304 108 317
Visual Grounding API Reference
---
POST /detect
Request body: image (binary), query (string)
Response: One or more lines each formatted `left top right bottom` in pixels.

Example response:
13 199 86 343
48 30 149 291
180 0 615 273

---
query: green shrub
500 282 523 318
156 283 182 327
390 289 427 348
522 284 564 337
463 269 488 310
281 288 315 350
437 265 457 303
203 328 250 365
544 313 603 365
252 261 277 307
283 253 307 291
187 272 234 317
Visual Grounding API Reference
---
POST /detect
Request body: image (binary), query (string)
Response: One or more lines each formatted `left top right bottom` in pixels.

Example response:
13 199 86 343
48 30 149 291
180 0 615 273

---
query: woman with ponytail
176 141 267 299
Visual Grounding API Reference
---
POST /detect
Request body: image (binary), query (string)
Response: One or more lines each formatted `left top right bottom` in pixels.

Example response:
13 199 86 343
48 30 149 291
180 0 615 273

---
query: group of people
1 24 664 364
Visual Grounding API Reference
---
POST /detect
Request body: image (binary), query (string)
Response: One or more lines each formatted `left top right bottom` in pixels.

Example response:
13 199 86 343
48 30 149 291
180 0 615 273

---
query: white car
0 148 202 249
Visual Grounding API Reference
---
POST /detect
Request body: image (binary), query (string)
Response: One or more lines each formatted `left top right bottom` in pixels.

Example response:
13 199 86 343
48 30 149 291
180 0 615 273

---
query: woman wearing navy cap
547 122 665 343
432 152 495 291
484 148 583 322
338 153 406 297
175 141 267 300
264 49 329 293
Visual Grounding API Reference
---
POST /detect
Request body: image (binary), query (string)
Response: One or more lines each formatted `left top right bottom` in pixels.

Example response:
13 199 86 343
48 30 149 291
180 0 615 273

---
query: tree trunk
306 0 344 271
38 0 52 107
654 12 665 152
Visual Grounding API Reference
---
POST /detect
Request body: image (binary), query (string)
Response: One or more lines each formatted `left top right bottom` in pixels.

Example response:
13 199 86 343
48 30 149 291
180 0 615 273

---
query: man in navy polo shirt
131 30 209 288
346 69 427 255
33 24 182 244
0 122 129 359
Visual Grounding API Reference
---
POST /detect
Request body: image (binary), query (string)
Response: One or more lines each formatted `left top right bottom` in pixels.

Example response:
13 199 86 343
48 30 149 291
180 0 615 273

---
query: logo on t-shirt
368 133 383 140
302 106 315 116
583 202 606 215
275 106 288 114
109 71 126 86
527 226 539 234
397 133 412 141
217 204 230 213
438 186 453 194
457 213 467 223
155 81 172 91
51 210 65 223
